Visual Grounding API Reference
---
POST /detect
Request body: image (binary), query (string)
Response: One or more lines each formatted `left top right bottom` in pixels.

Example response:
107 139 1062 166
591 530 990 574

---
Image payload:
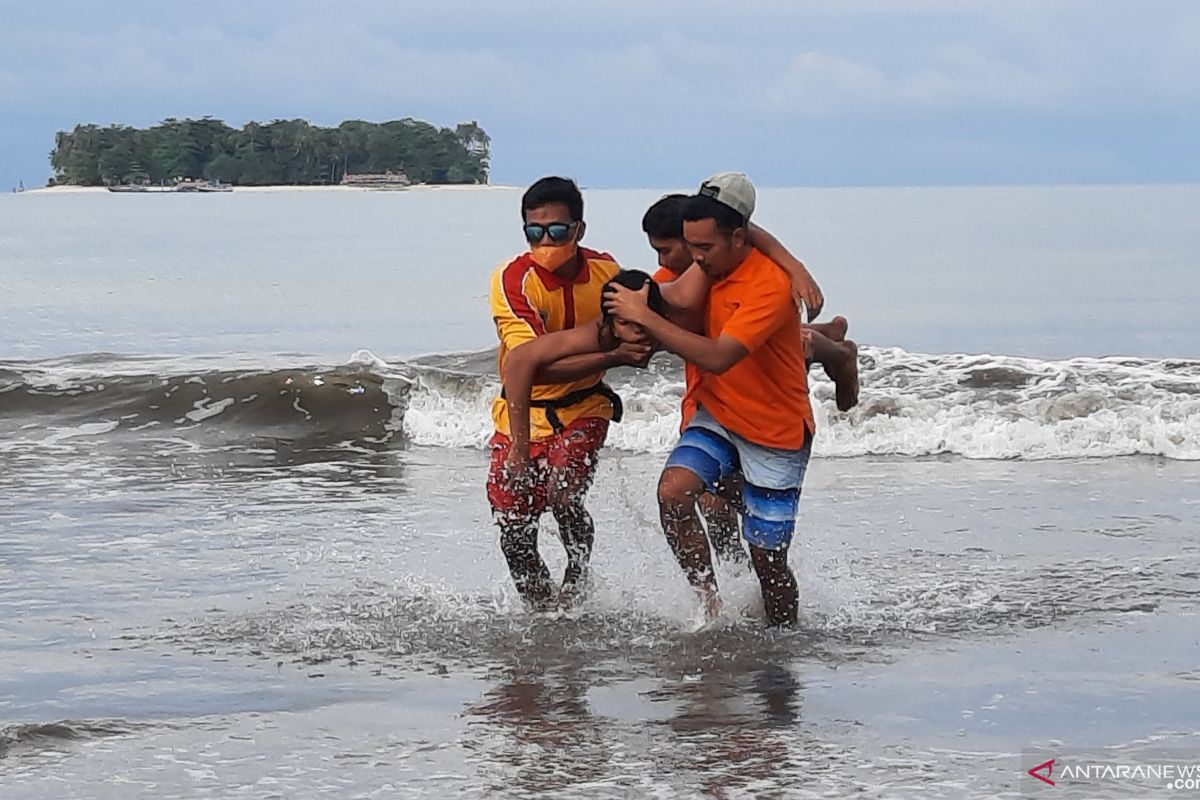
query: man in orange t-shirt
641 196 858 574
605 173 817 627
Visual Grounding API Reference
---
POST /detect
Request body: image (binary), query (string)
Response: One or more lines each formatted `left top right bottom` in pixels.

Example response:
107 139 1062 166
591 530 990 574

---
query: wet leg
499 516 555 611
810 331 859 411
749 544 799 627
658 467 721 618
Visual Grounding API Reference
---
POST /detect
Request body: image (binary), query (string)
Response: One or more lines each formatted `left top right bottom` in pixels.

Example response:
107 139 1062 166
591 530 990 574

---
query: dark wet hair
682 194 746 233
641 193 688 239
522 176 583 222
602 270 666 322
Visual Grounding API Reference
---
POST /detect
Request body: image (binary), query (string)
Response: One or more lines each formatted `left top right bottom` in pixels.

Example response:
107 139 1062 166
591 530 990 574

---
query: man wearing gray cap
604 172 815 626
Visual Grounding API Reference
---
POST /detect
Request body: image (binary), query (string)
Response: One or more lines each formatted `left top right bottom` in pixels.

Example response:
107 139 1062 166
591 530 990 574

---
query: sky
1 0 1198 189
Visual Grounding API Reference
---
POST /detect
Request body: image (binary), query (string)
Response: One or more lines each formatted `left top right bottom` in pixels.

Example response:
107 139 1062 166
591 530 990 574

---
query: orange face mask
529 243 578 272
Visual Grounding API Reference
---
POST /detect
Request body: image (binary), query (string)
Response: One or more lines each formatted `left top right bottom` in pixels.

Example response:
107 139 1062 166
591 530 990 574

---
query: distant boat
175 178 233 193
341 171 411 189
107 179 233 194
107 184 175 193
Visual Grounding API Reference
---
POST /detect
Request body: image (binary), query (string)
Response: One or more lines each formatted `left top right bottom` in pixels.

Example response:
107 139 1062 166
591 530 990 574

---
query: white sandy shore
24 183 518 195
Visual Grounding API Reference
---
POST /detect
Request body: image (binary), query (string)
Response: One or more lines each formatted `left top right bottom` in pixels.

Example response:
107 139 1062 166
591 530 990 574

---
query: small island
48 117 490 188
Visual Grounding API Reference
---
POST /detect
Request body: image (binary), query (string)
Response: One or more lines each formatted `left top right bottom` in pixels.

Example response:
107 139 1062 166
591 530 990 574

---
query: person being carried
605 173 817 626
487 176 651 611
642 193 859 413
503 269 666 476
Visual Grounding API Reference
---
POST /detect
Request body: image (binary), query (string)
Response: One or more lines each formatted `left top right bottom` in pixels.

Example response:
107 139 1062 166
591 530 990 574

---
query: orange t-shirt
490 247 621 440
694 248 814 449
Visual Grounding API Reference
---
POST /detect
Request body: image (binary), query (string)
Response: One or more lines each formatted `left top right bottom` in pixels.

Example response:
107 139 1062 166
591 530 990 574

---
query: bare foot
713 539 749 565
822 339 859 411
556 590 584 611
558 572 589 610
527 596 557 614
808 315 848 343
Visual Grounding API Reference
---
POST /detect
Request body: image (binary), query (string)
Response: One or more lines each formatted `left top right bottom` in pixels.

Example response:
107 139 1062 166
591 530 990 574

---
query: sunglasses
523 221 578 244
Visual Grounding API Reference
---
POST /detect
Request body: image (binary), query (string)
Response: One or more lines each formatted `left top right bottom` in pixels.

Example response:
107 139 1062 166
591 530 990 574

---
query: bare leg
698 491 745 564
550 501 594 608
547 457 600 608
703 472 747 565
810 331 859 412
807 315 848 343
657 467 721 618
749 544 798 627
499 517 555 611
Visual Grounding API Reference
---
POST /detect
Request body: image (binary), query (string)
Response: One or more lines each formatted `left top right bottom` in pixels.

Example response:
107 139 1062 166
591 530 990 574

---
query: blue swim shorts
664 409 811 551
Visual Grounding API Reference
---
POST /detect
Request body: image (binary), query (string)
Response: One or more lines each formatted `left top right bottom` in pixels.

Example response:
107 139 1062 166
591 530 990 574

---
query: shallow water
4 442 1199 797
2 186 1199 797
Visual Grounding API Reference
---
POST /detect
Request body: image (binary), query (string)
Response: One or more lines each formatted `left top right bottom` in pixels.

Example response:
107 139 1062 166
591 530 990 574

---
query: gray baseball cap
698 172 755 220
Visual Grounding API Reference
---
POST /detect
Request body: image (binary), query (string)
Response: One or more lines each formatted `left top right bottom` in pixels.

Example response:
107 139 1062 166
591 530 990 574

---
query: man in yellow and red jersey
487 176 650 610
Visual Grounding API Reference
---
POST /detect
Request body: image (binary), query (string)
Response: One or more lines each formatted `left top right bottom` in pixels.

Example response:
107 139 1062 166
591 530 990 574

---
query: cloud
1 1 1198 187
1155 13 1200 103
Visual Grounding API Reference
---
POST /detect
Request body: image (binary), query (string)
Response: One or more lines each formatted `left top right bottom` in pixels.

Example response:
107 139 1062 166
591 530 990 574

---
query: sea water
1 185 1198 798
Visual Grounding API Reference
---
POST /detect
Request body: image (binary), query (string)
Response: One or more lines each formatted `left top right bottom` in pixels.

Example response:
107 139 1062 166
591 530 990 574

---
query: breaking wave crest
2 347 1197 460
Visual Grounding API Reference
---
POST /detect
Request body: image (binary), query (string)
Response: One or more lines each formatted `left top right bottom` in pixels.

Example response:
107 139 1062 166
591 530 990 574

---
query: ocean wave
0 720 135 758
1 347 1197 460
397 346 1200 460
0 355 399 449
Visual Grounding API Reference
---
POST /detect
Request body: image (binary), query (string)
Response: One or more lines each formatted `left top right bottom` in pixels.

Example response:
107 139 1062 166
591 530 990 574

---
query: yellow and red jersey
489 247 621 440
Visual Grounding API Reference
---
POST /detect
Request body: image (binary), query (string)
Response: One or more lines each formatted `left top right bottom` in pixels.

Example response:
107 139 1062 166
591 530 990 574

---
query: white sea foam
4 347 1196 459
397 347 1200 460
184 397 235 423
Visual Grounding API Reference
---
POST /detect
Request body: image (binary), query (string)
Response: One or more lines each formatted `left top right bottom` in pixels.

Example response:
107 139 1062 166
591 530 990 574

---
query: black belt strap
502 382 623 434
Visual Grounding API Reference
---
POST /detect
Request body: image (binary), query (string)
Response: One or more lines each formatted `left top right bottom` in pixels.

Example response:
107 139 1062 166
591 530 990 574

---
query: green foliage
49 117 490 186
